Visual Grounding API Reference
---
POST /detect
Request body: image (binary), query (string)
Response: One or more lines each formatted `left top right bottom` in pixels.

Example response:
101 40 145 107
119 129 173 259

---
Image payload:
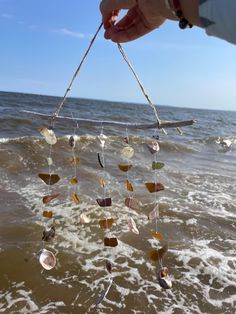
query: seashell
125 197 141 211
146 140 159 154
157 267 172 289
123 137 129 144
98 133 108 148
69 135 75 148
39 127 57 145
39 249 56 270
121 146 134 159
97 153 104 168
148 205 159 220
80 213 91 224
42 226 55 242
127 217 139 235
99 177 106 188
42 193 60 204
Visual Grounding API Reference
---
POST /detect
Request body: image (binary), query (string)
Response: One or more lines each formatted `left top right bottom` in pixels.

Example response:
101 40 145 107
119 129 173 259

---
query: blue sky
0 0 235 110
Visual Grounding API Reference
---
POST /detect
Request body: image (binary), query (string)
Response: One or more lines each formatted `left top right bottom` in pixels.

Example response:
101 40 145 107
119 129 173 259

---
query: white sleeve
199 0 236 45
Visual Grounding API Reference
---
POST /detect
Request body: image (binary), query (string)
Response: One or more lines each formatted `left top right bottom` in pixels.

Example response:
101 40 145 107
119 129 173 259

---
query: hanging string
52 22 103 119
51 21 165 134
117 43 164 132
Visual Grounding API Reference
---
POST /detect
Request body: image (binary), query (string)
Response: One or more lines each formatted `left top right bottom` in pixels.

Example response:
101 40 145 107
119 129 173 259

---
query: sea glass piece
104 237 118 247
99 218 114 229
151 233 163 240
99 177 106 188
42 226 55 242
47 157 53 166
39 127 57 145
71 192 80 204
69 157 80 166
42 193 60 204
80 213 91 224
152 162 165 170
118 164 132 172
96 198 112 207
121 146 134 159
125 197 141 211
38 173 60 185
125 180 133 192
148 205 159 220
70 178 78 185
157 267 172 289
128 217 139 234
97 153 104 168
69 135 75 148
39 249 56 270
145 182 165 193
43 211 53 219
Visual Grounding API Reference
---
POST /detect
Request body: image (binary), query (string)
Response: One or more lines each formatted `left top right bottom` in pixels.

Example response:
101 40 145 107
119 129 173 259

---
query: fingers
100 0 137 28
105 20 152 43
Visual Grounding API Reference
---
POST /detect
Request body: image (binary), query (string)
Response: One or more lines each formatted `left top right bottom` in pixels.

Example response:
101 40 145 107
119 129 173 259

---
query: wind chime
38 126 59 270
26 22 195 304
146 133 172 289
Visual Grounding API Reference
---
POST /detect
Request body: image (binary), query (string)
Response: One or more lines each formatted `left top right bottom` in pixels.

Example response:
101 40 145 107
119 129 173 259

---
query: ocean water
0 91 235 314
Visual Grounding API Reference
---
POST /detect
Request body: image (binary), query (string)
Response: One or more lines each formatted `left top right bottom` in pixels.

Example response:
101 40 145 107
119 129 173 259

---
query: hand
100 0 168 43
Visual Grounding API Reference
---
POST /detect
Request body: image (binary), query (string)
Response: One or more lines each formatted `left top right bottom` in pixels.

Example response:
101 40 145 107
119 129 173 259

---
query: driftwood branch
21 110 196 130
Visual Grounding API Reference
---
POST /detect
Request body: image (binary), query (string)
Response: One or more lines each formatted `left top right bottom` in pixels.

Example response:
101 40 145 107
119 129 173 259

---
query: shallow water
0 91 236 313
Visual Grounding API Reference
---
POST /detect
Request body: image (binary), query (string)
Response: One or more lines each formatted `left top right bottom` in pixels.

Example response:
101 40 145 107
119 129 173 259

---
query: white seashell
148 205 159 221
152 140 159 152
47 157 53 166
80 213 91 224
40 128 57 145
121 146 134 159
98 133 108 148
157 267 172 289
39 249 56 270
127 217 139 235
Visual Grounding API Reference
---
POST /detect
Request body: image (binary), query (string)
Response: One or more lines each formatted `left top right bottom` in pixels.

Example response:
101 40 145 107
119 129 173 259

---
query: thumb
100 0 137 27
